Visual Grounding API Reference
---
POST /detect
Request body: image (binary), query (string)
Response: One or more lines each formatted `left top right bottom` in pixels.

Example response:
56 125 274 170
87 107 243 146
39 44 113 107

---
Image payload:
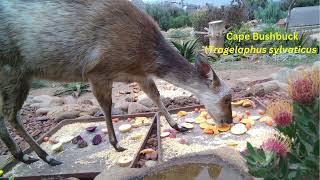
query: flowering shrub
245 69 319 179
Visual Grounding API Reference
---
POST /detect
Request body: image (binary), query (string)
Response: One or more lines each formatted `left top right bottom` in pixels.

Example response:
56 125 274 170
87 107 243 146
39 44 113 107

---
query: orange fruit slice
177 111 188 117
217 124 231 132
242 99 253 107
203 128 214 134
231 100 244 106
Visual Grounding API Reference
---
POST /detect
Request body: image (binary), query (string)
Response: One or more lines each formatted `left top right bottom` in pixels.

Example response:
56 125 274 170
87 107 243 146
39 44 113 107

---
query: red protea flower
267 101 293 127
288 69 320 104
262 134 291 156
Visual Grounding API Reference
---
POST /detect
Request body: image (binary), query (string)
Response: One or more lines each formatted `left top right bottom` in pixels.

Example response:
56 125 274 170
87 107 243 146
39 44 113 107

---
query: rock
77 115 93 119
313 61 320 71
114 101 130 112
35 108 51 116
51 143 63 152
271 67 297 84
94 110 104 117
63 96 77 104
249 80 280 96
277 82 289 92
31 95 52 104
79 112 90 116
31 95 64 108
85 106 100 116
137 97 155 108
234 77 251 88
55 111 80 122
127 102 151 114
79 99 93 105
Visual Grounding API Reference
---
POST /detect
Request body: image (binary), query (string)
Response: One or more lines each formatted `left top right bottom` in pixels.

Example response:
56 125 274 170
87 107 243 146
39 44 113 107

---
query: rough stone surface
128 102 151 114
55 111 80 122
63 95 77 104
137 97 155 108
35 107 51 116
313 61 320 70
249 80 280 96
114 101 130 112
271 67 297 84
31 95 64 108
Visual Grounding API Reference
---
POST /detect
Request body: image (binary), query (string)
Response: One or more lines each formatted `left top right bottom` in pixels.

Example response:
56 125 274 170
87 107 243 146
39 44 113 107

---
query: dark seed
78 140 88 148
86 126 97 132
72 135 83 144
92 134 102 145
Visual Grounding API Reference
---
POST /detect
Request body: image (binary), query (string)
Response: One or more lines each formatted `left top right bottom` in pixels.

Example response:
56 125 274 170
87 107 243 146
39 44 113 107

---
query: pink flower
267 101 293 127
262 135 291 156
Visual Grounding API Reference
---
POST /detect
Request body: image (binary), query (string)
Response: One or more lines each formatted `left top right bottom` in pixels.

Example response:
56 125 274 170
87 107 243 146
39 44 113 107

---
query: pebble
51 142 63 152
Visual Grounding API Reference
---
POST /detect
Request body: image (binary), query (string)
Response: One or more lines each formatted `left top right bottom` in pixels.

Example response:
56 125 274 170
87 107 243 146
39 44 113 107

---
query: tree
285 0 297 32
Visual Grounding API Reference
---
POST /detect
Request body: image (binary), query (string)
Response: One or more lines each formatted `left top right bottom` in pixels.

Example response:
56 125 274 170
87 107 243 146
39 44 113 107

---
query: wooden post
208 20 225 48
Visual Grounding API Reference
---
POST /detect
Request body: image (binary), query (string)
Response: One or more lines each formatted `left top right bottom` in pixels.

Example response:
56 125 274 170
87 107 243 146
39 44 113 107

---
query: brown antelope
0 0 232 166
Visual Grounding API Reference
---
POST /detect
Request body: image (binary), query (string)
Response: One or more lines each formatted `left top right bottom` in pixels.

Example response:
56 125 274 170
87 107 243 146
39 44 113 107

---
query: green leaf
279 157 288 178
246 142 263 162
244 155 256 166
314 140 319 156
288 171 297 179
249 167 269 178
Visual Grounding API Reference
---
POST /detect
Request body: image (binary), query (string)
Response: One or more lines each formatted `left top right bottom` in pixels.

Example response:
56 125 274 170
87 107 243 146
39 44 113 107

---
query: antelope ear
195 54 221 86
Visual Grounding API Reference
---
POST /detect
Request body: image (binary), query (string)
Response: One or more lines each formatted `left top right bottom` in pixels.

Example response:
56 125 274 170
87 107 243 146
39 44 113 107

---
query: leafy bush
171 39 199 62
254 1 287 24
169 15 192 29
167 27 193 39
242 0 268 19
146 3 190 31
245 69 320 179
224 25 253 48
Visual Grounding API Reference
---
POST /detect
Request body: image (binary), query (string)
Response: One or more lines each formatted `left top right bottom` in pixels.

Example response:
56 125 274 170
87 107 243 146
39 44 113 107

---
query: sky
143 0 233 6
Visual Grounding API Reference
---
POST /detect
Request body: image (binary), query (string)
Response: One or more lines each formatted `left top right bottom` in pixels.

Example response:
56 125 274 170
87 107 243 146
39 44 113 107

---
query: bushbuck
0 0 232 166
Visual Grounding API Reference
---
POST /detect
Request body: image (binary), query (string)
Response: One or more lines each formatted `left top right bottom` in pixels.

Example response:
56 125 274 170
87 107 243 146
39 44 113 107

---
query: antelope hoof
45 156 62 166
20 154 39 164
114 144 126 152
173 124 189 133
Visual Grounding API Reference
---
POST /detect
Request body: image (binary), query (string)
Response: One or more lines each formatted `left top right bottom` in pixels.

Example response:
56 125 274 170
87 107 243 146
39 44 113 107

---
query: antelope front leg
0 116 39 164
90 80 126 152
138 78 188 132
0 78 61 166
